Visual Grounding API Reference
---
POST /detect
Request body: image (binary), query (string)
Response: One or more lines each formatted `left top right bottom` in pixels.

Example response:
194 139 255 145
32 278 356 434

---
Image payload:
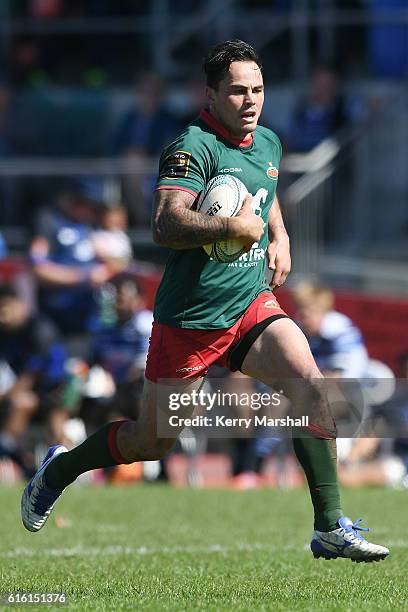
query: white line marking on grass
2 539 403 559
0 543 298 559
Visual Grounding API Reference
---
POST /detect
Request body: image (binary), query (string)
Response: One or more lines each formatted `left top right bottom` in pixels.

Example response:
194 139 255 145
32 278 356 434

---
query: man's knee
137 438 176 461
116 421 176 462
283 371 337 439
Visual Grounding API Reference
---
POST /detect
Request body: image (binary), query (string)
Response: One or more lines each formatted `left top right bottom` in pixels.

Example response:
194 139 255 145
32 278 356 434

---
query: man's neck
199 109 253 148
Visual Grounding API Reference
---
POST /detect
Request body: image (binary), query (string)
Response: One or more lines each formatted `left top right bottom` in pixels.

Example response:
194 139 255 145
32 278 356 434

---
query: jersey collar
199 109 254 148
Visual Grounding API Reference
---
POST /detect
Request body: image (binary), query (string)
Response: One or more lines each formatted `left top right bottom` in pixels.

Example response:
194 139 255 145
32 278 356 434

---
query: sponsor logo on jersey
266 162 279 180
227 242 265 268
176 365 204 373
219 167 243 173
264 298 279 309
251 188 268 216
162 150 192 179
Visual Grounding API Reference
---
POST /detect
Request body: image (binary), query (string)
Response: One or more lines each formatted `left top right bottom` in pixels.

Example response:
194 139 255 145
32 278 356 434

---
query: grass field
1 484 407 611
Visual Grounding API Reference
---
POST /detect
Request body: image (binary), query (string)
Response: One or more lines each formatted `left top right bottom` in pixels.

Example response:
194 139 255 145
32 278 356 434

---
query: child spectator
92 204 132 273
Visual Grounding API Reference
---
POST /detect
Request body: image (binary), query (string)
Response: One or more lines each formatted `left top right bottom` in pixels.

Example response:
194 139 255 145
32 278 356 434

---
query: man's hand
267 233 291 290
230 194 265 249
88 263 115 287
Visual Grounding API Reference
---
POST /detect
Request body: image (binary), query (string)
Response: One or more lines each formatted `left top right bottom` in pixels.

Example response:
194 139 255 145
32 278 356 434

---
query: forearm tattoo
153 190 229 249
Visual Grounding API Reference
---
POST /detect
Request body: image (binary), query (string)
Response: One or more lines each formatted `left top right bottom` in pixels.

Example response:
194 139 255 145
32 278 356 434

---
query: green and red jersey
154 109 282 329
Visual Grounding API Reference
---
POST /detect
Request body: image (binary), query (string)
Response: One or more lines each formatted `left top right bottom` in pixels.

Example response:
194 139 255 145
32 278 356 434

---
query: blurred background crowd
0 0 407 489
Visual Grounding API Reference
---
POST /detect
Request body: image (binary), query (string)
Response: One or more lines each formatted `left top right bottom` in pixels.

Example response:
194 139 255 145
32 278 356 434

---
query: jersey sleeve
155 131 215 197
269 131 282 166
275 134 283 161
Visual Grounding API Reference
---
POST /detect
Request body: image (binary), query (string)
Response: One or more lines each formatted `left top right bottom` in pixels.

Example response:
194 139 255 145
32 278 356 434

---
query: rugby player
22 40 389 562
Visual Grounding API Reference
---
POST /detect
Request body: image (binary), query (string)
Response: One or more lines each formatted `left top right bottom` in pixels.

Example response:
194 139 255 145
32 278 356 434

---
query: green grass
1 485 406 611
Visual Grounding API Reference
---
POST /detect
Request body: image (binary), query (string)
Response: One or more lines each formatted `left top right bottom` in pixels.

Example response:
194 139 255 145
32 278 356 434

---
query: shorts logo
264 298 279 309
266 162 279 180
162 150 192 180
176 365 204 373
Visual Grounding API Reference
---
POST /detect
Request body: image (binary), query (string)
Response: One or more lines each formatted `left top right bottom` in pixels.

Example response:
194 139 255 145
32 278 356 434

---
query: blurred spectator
92 203 132 273
339 436 408 489
0 395 36 481
81 274 153 428
112 71 182 225
30 177 117 339
112 71 181 156
293 282 369 378
284 65 363 245
293 282 408 489
178 77 207 127
0 284 68 475
339 353 408 489
286 64 360 153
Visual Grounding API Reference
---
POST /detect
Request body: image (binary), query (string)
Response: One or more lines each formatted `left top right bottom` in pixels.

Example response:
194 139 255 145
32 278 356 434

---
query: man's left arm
267 195 291 290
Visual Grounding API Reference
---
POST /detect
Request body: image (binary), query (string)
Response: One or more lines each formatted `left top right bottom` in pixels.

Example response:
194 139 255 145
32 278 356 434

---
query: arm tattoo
152 189 229 249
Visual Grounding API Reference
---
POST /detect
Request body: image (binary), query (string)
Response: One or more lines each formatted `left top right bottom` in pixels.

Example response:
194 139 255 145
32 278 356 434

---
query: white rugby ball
197 174 247 263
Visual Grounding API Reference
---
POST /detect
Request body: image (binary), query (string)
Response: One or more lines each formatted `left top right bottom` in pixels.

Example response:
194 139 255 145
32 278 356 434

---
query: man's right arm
152 189 264 250
30 237 112 287
152 189 228 249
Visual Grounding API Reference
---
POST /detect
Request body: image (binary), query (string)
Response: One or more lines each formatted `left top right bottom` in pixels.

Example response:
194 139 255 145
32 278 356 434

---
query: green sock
44 421 127 490
293 436 343 532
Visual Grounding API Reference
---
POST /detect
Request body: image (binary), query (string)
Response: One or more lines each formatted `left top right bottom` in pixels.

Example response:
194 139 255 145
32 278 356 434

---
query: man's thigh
240 318 336 437
240 317 321 383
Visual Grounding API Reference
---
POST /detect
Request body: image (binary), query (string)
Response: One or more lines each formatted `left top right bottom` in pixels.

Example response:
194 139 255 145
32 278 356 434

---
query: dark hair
203 39 262 90
111 273 142 295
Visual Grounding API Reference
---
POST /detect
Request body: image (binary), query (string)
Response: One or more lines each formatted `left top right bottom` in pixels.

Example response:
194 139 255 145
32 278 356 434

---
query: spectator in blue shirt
112 71 182 226
30 177 117 338
92 274 152 385
293 282 369 378
287 64 359 153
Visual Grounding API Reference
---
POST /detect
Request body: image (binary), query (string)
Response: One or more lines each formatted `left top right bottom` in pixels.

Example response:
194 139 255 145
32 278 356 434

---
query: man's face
69 198 95 224
296 304 325 337
0 296 27 329
115 283 141 321
206 60 264 138
311 69 338 105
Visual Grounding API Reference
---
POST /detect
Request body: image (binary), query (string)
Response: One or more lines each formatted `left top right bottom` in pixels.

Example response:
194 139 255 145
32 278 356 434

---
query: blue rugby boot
21 445 67 532
311 517 389 562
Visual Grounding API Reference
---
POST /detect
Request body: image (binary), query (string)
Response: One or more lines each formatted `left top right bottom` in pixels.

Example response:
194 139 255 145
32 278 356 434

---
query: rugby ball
197 174 247 263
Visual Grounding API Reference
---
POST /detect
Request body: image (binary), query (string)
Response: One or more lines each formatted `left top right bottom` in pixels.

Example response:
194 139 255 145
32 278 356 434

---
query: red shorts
145 292 288 382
